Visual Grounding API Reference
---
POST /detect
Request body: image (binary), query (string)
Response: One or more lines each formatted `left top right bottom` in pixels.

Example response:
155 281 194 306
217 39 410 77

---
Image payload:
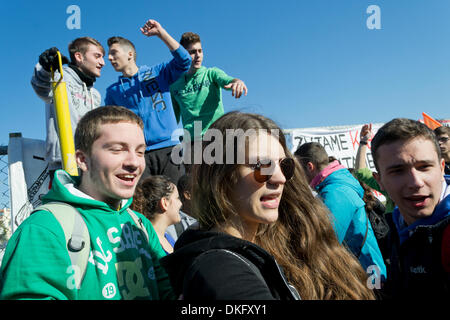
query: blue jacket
393 175 450 245
316 168 387 281
104 46 191 151
381 175 450 299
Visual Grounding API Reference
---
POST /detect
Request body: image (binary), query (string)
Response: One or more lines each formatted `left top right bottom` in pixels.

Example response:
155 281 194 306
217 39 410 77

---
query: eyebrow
104 142 146 149
385 159 436 171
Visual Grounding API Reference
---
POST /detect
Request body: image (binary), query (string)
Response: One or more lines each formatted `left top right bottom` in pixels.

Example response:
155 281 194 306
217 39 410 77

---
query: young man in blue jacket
295 142 387 286
105 19 191 184
371 118 450 299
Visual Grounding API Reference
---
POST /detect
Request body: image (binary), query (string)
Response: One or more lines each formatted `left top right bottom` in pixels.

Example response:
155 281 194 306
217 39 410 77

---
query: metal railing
0 145 9 209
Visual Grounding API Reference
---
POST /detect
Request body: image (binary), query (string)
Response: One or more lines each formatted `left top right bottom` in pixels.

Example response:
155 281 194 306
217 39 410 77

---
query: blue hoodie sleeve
159 46 191 85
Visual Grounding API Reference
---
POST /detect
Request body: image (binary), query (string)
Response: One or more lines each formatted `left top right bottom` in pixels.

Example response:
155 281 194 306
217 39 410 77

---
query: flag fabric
422 112 442 130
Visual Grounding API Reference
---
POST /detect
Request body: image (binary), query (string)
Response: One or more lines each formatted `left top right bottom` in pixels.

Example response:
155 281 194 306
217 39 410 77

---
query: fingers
242 83 248 97
232 81 248 99
140 19 161 37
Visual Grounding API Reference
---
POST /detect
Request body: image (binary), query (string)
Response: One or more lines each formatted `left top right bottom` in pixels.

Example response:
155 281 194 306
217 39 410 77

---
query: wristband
360 141 368 145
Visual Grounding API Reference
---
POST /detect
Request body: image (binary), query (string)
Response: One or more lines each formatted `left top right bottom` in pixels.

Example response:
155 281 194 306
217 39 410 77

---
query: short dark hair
434 125 450 137
131 175 175 220
294 142 329 171
68 37 105 64
371 118 441 172
107 36 137 61
180 32 201 49
75 105 144 155
177 173 192 202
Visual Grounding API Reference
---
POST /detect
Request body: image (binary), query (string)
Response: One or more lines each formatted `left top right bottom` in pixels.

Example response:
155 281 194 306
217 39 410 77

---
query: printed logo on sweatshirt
73 225 155 299
116 258 151 299
66 82 97 111
410 265 427 274
88 237 113 275
102 283 117 299
142 77 166 111
172 80 211 97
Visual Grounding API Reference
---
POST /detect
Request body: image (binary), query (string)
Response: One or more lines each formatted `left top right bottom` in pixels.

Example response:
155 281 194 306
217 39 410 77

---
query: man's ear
440 158 446 181
306 162 315 173
76 150 89 172
74 51 83 64
128 50 134 61
372 171 385 191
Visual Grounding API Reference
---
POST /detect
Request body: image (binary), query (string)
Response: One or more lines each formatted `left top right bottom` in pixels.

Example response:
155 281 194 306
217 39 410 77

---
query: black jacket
160 227 300 300
380 213 450 299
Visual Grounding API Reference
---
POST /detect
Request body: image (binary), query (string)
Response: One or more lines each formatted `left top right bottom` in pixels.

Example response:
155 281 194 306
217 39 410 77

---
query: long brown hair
191 111 375 300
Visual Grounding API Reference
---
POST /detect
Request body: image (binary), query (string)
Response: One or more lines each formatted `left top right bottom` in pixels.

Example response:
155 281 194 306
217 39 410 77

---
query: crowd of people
0 18 449 300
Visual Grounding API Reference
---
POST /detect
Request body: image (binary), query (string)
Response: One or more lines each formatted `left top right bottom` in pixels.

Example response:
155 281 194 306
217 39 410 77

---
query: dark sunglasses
250 157 295 183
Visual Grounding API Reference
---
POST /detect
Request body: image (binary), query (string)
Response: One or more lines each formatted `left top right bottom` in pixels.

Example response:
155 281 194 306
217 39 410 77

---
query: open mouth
405 195 430 208
116 174 137 185
260 194 280 209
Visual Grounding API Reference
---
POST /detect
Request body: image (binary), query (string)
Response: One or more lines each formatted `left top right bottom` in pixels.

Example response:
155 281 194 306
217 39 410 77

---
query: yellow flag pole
51 51 78 176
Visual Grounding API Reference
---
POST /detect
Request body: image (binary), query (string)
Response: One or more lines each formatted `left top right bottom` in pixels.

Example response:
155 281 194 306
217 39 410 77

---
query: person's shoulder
12 209 65 238
192 249 254 273
207 66 227 74
170 72 187 88
106 80 121 92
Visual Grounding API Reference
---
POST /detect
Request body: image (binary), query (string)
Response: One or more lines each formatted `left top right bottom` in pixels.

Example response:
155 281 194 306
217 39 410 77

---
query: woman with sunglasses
160 111 375 300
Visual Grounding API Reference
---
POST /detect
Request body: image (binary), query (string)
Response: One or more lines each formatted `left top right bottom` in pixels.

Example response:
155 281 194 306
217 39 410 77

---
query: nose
123 151 141 170
407 168 425 190
267 162 286 185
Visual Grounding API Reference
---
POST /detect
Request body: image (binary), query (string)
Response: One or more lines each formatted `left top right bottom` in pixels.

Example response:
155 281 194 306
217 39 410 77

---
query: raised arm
140 19 180 51
355 124 372 170
31 47 69 103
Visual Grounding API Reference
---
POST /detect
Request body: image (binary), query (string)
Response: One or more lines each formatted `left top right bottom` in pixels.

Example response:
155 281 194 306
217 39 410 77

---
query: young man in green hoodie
0 106 175 300
170 32 247 169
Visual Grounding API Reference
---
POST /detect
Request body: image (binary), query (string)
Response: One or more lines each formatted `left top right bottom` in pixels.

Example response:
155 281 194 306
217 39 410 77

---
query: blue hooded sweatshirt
104 46 191 151
316 168 387 281
392 175 450 245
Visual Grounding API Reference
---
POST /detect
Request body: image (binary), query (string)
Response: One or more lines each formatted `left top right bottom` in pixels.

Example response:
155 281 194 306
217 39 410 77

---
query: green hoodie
0 170 175 300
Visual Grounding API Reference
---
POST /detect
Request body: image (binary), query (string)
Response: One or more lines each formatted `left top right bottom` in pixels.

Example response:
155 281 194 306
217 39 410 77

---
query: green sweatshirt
170 66 234 139
0 170 175 300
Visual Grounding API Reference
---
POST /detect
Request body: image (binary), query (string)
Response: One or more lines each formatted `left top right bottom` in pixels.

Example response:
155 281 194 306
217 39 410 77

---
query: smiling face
76 121 146 208
374 137 445 225
76 44 105 78
230 131 287 231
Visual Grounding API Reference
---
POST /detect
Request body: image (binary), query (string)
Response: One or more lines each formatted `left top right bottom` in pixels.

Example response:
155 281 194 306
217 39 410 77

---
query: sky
1 0 450 147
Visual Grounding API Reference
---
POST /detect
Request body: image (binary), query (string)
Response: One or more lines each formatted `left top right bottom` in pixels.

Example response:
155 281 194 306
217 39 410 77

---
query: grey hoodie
31 63 101 170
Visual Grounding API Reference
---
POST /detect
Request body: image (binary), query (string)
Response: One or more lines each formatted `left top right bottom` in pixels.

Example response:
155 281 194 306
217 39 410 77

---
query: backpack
31 202 149 289
366 199 390 242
